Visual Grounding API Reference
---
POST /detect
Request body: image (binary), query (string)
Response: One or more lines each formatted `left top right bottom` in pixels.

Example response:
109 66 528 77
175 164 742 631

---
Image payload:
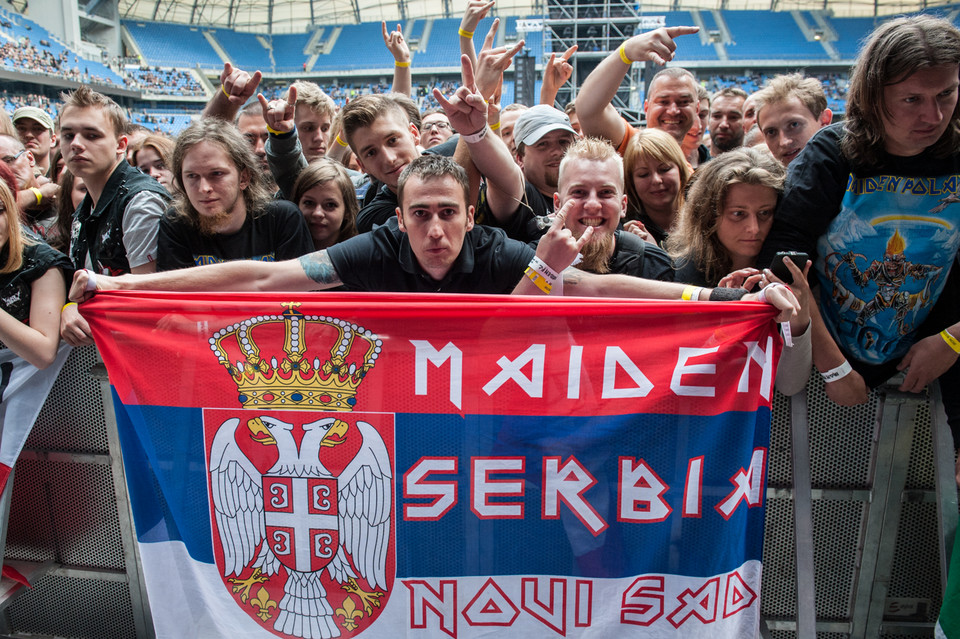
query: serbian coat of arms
203 305 394 638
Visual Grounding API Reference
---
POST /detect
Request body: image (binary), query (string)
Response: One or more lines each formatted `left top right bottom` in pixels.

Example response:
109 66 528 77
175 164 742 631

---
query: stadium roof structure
112 0 958 32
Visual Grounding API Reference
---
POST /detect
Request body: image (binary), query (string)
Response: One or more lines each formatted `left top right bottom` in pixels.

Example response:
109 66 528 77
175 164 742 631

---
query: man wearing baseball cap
440 94 577 243
13 106 56 175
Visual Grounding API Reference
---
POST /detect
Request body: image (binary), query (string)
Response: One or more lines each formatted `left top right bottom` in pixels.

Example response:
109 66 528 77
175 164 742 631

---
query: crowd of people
0 10 956 477
0 38 121 87
124 67 206 96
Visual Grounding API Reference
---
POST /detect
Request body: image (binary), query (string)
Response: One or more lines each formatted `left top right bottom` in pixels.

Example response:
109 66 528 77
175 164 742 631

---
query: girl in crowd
132 134 175 193
622 128 691 247
292 158 359 251
668 146 783 286
0 179 70 369
50 168 87 254
667 146 813 394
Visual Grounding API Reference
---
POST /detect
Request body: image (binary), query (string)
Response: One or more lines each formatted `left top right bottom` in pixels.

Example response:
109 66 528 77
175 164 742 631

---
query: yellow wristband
524 266 553 294
335 134 348 147
220 84 230 97
490 121 501 131
681 285 703 301
30 186 42 205
458 28 474 38
618 44 634 65
61 301 77 313
395 60 410 67
265 124 288 136
941 329 960 354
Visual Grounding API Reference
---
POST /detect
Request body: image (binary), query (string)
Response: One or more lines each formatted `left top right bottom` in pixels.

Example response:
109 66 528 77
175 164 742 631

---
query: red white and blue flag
82 291 782 638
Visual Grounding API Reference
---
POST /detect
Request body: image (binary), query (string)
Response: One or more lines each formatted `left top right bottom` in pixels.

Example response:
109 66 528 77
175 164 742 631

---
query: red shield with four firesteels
204 408 395 639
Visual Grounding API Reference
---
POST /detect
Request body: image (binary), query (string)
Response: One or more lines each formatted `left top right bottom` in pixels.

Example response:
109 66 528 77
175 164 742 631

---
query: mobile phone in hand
769 251 809 284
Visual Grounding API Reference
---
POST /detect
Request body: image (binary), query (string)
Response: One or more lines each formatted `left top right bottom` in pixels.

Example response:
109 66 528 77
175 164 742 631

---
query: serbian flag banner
82 291 782 639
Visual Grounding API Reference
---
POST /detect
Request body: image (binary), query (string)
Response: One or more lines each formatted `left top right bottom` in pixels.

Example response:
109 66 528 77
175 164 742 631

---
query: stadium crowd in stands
0 6 955 481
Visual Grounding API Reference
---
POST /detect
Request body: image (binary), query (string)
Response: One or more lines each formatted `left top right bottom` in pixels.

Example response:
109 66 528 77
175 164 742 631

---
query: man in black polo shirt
71 156 801 324
74 156 554 295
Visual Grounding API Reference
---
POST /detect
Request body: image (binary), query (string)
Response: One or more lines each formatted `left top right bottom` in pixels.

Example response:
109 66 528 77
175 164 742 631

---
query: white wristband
524 256 562 295
460 126 488 143
821 360 852 383
759 282 794 346
530 256 558 283
85 269 98 292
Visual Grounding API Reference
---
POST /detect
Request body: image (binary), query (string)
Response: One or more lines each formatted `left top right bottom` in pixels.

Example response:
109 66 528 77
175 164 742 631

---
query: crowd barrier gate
0 345 953 638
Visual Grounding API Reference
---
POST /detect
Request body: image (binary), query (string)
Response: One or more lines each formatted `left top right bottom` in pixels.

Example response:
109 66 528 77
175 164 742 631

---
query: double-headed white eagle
209 416 391 638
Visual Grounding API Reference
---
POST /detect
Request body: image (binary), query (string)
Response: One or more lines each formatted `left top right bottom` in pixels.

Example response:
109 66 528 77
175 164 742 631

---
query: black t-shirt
326 218 535 293
475 180 553 243
355 183 398 235
0 240 72 323
355 146 448 234
624 210 670 249
760 122 960 385
157 200 314 271
608 230 675 281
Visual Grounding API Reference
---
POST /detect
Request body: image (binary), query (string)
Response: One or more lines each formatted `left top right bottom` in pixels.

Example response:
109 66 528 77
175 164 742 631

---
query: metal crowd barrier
0 346 954 638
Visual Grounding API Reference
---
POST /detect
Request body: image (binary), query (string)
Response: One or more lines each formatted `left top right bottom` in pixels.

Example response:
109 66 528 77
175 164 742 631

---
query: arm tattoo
298 251 342 287
562 269 585 288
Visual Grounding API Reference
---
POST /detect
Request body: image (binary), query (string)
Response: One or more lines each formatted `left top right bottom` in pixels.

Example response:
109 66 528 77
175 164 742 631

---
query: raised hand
460 0 496 35
257 85 297 134
541 45 576 103
382 21 410 63
218 62 262 105
621 26 699 66
535 199 594 274
475 21 522 100
434 55 489 137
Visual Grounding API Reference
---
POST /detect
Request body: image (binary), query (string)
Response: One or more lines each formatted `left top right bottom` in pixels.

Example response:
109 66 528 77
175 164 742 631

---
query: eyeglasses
423 121 452 132
1 149 27 164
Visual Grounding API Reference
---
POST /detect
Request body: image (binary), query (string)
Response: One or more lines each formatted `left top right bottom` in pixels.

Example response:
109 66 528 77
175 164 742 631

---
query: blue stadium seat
723 10 827 60
664 11 718 61
124 21 224 69
828 16 881 59
212 28 271 70
312 23 394 71
271 32 312 72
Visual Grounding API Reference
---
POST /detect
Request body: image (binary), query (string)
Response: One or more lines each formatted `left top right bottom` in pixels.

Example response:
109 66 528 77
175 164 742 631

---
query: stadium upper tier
0 7 125 87
120 7 960 73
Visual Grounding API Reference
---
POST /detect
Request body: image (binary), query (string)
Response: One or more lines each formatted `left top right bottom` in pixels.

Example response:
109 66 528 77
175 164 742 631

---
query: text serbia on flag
82 291 783 639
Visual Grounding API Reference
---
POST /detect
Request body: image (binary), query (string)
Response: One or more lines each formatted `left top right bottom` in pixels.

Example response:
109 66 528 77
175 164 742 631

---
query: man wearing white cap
13 106 56 175
437 76 577 243
0 134 58 237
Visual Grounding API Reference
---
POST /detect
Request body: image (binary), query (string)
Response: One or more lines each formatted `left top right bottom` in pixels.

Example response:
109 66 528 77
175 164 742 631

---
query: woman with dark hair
669 146 784 286
669 147 813 394
292 158 359 250
49 169 87 254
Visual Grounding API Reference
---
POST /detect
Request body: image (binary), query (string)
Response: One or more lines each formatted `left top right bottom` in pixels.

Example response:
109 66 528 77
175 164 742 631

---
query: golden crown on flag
209 303 382 410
